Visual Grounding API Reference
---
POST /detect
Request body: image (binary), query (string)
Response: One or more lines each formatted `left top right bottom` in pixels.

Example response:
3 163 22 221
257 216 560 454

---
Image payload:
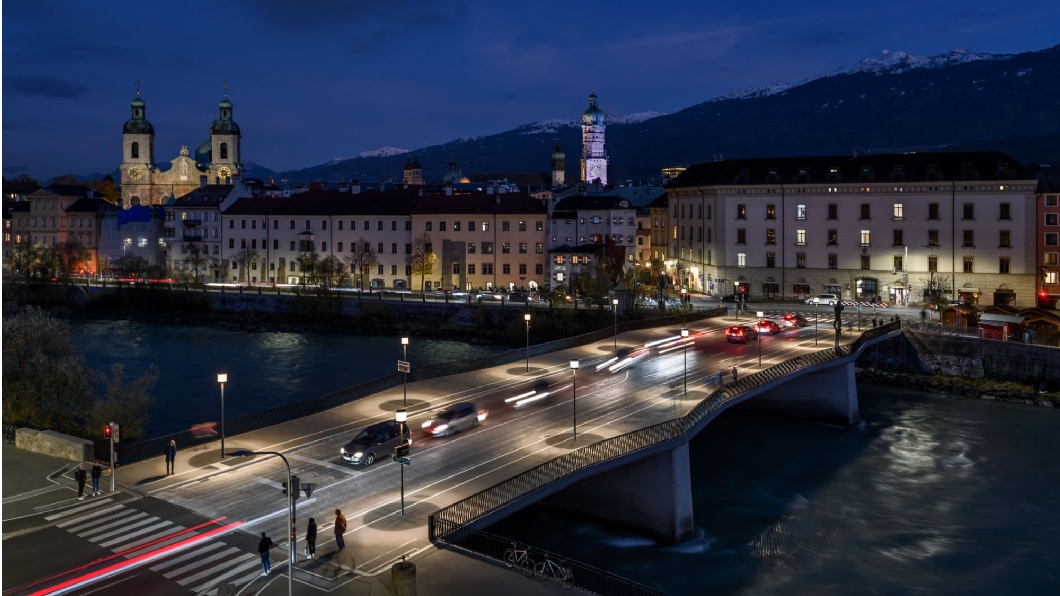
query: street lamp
524 313 531 371
229 450 294 596
217 373 227 459
612 298 619 349
570 359 579 441
395 409 407 516
756 311 764 367
813 296 821 345
400 337 409 406
680 328 689 395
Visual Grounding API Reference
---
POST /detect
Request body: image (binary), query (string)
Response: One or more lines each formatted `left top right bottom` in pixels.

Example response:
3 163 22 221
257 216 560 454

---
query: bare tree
316 255 344 288
234 248 260 283
343 237 377 291
409 232 438 292
53 239 92 284
12 237 43 282
184 242 211 283
296 251 320 286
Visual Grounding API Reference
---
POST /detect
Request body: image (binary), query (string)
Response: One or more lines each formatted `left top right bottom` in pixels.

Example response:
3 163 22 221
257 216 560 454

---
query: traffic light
113 424 121 444
104 425 112 440
291 476 300 501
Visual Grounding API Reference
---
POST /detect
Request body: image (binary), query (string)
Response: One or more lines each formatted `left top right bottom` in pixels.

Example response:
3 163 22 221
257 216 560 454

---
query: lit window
796 229 806 245
860 230 871 245
737 252 746 267
796 204 806 220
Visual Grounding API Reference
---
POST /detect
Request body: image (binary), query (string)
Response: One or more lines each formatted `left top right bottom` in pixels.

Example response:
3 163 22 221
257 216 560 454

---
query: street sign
393 456 411 465
397 360 410 373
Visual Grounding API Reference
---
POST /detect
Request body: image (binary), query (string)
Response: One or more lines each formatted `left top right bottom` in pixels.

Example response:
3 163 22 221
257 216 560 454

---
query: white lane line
286 453 356 475
88 515 161 543
163 546 241 580
187 554 258 593
99 521 175 548
56 504 127 529
149 542 226 572
73 511 149 536
178 551 254 586
249 476 283 490
46 498 117 521
114 527 189 556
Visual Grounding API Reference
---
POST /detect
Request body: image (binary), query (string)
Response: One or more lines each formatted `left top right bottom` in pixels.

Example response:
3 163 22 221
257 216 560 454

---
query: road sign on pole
397 361 410 373
392 456 411 465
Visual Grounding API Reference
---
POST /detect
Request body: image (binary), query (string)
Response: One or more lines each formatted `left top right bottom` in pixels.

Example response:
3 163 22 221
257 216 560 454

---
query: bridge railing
428 322 903 582
109 308 725 465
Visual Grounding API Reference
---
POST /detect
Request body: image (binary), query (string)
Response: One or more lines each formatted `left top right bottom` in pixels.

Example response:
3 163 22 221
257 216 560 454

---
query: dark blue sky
3 0 1058 181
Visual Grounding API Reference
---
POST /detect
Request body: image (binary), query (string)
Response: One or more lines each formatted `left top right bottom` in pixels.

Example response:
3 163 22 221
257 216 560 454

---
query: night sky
3 0 1058 181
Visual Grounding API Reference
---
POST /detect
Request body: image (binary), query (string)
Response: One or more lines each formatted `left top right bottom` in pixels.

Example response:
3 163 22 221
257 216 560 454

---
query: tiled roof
1032 165 1060 193
172 185 238 206
66 197 119 213
668 150 1036 188
223 189 547 217
552 195 633 215
413 193 546 215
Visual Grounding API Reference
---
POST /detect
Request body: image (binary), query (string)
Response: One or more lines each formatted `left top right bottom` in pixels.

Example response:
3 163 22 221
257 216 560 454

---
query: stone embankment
856 367 1057 408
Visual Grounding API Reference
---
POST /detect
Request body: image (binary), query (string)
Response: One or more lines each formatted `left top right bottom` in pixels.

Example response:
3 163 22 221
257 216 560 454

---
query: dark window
737 229 746 244
130 142 139 159
860 204 871 219
963 256 974 272
765 229 776 244
828 254 838 269
796 253 806 268
928 256 938 272
963 203 974 220
999 257 1010 274
999 230 1010 248
893 230 904 246
827 229 838 245
861 255 871 270
220 143 228 160
999 203 1011 220
929 203 940 219
766 253 776 268
827 204 838 220
963 230 974 247
502 221 510 232
928 230 939 246
766 205 776 219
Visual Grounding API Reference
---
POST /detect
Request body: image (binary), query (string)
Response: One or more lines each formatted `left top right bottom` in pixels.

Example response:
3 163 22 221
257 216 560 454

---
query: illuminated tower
121 84 155 206
580 92 607 185
551 143 566 187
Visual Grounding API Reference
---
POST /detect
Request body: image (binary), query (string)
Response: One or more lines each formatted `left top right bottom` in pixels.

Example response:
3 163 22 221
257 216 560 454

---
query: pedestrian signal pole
108 421 117 492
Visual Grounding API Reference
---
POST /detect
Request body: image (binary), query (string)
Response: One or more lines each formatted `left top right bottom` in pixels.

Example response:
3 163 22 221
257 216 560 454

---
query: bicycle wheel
522 557 536 577
559 566 573 589
503 550 515 568
534 561 549 581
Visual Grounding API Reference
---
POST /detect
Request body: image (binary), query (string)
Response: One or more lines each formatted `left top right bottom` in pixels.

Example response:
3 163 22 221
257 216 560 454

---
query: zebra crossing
45 500 266 595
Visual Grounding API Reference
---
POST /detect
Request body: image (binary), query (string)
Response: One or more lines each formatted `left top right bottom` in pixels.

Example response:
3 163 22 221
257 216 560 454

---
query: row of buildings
4 90 1060 308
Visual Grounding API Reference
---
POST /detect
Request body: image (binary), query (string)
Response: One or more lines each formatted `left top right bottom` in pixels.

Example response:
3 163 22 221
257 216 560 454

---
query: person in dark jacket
258 532 274 575
164 440 177 475
305 518 317 558
91 460 103 496
334 509 347 551
75 464 87 500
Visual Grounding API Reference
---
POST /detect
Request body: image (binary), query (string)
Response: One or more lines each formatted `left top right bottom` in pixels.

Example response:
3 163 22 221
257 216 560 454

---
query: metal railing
108 308 726 465
428 322 902 592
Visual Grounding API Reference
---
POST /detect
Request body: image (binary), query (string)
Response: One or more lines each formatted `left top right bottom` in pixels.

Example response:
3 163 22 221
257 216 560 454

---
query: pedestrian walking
305 517 317 559
164 440 177 475
91 460 103 496
258 532 274 575
75 463 87 500
334 509 347 552
731 366 738 383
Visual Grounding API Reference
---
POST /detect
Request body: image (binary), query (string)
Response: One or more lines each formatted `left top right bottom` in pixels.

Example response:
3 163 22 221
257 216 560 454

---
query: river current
69 321 1059 594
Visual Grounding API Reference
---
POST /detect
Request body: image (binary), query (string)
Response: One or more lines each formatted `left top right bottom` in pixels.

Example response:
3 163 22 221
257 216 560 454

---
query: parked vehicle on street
726 325 759 343
421 402 487 437
341 420 410 466
805 293 840 305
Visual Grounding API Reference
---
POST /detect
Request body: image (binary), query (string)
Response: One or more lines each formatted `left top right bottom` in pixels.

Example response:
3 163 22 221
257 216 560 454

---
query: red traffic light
104 425 112 439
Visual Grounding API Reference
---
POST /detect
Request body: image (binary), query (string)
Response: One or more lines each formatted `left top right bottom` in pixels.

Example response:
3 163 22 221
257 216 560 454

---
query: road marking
186 553 258 593
87 515 160 542
250 476 283 490
71 511 149 536
45 498 116 521
149 541 226 572
114 527 189 556
163 546 241 579
99 521 176 548
286 452 356 475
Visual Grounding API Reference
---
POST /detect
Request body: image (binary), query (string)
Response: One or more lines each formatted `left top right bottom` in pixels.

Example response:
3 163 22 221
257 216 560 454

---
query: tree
296 251 320 286
87 176 121 203
578 257 614 302
88 363 158 442
11 237 43 282
409 232 438 292
184 242 211 283
53 238 92 284
343 237 377 291
919 274 952 308
316 255 344 288
234 249 260 283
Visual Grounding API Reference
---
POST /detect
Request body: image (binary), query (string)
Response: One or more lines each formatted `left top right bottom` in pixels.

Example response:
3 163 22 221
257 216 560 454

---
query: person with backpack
334 509 347 552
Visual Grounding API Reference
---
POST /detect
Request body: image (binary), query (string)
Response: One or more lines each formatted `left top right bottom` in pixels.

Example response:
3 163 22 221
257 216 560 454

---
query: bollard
392 559 416 596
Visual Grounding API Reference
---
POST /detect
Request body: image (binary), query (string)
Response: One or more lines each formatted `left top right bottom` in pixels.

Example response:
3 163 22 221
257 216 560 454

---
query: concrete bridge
430 322 902 548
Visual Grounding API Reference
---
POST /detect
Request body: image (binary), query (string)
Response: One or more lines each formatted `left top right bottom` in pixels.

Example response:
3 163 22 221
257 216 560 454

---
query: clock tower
121 85 156 206
209 89 241 184
580 92 607 186
551 143 566 187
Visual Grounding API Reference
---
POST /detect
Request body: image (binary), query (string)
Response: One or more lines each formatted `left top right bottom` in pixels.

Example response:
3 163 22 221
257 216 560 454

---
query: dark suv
340 420 410 466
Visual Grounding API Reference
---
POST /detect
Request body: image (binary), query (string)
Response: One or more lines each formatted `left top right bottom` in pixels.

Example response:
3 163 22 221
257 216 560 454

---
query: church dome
123 95 154 135
210 119 241 135
551 143 565 159
582 93 605 126
195 139 212 163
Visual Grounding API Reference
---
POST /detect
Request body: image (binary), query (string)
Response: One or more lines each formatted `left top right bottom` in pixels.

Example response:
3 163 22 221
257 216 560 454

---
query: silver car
421 402 487 437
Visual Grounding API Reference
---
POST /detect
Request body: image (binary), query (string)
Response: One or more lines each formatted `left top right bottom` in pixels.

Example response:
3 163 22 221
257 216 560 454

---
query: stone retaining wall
15 428 94 461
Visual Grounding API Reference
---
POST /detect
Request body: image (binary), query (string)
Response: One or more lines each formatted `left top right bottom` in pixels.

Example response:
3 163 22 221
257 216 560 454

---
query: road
5 306 878 595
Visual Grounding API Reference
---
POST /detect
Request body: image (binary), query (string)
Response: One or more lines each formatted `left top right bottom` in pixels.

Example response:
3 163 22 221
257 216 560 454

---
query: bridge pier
543 442 694 545
740 360 860 425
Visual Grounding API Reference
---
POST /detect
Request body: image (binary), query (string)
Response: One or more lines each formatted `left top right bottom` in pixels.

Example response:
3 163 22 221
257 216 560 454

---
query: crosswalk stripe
62 507 136 533
99 521 174 548
178 551 255 586
187 555 259 594
45 498 116 521
162 547 241 580
74 511 149 537
89 515 160 543
230 567 274 588
115 528 189 556
287 452 357 475
55 503 123 527
149 542 225 572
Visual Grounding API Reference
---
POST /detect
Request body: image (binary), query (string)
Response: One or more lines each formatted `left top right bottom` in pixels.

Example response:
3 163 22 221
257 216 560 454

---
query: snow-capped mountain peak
358 146 409 158
835 47 1008 76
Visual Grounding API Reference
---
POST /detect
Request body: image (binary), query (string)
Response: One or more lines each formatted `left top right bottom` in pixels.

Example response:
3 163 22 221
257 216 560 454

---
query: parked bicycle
534 552 573 588
3 426 15 444
502 541 535 577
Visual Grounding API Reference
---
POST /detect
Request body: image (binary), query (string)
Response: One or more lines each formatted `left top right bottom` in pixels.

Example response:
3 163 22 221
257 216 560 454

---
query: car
805 294 840 306
755 319 782 335
597 346 650 373
421 402 487 437
726 325 758 343
507 293 533 303
721 293 751 303
781 312 809 328
341 420 410 466
505 380 555 409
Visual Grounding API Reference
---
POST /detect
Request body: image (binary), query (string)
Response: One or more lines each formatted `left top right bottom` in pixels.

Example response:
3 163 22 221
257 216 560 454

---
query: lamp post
217 373 227 459
395 409 407 516
612 298 619 349
681 328 689 395
679 289 687 324
524 313 531 371
570 359 579 441
400 337 409 406
756 311 764 367
230 450 293 596
814 297 820 345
